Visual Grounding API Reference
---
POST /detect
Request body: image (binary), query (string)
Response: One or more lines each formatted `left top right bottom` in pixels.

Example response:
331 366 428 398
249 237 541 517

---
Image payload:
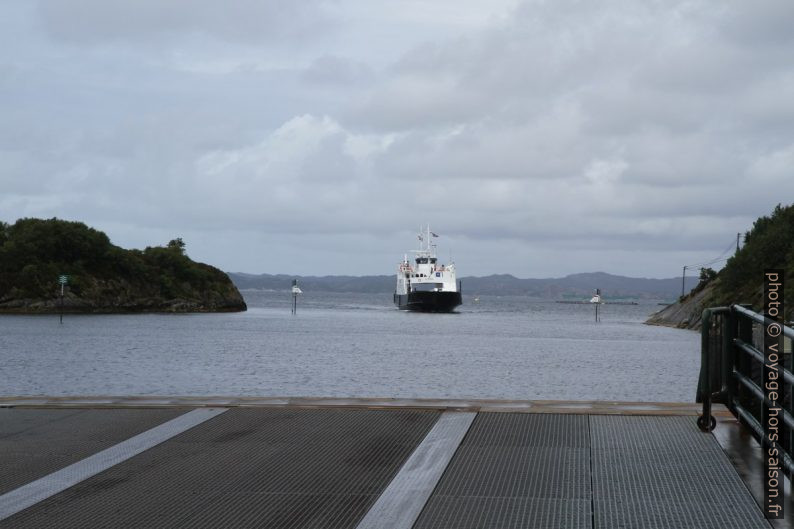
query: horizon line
227 270 701 282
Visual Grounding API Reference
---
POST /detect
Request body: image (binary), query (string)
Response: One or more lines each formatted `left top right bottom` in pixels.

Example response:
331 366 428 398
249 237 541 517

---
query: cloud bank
1 0 792 276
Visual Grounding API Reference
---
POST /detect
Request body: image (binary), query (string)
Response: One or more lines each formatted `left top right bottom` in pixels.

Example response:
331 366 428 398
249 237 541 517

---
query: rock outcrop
0 274 246 313
645 282 716 330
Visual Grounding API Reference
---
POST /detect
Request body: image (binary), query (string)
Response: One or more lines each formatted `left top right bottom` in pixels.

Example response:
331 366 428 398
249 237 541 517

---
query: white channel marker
0 407 228 521
356 410 476 529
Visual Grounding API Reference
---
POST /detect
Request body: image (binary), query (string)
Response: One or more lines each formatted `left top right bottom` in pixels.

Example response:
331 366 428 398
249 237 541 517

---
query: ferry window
430 258 437 263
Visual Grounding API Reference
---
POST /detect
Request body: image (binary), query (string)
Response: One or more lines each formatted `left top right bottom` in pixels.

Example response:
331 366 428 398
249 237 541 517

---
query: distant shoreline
0 306 246 315
229 271 696 301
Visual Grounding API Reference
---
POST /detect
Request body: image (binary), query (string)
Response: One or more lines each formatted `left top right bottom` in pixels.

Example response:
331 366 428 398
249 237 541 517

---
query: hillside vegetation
0 218 246 313
648 203 794 328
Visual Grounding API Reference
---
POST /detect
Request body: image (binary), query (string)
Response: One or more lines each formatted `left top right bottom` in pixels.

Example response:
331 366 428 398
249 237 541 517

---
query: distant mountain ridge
228 271 698 300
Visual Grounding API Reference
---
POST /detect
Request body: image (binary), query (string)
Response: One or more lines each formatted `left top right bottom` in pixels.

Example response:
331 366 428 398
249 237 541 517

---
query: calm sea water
0 291 699 402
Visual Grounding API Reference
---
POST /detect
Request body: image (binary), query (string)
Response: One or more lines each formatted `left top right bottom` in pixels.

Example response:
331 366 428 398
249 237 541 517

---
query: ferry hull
394 291 462 312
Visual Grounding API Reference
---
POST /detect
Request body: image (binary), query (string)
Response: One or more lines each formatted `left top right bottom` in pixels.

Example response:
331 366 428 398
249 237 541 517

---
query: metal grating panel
182 492 377 529
590 415 771 529
1 408 439 529
0 408 226 521
432 446 590 499
414 412 592 529
415 497 592 529
1 409 776 529
0 408 186 495
462 412 590 448
589 414 716 452
0 409 83 439
356 411 475 529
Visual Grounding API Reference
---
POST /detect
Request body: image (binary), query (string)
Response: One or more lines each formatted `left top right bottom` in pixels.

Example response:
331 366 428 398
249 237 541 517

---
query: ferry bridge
0 305 791 528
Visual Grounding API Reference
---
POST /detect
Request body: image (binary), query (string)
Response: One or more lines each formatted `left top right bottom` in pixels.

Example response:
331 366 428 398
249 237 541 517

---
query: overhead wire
684 239 738 269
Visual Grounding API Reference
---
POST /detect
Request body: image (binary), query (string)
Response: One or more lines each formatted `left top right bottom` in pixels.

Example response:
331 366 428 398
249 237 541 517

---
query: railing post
735 304 755 416
698 308 716 431
722 309 736 411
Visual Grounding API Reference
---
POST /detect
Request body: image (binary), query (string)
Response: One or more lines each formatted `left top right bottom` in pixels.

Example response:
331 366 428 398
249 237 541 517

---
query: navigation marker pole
591 288 602 322
58 275 68 324
291 279 302 315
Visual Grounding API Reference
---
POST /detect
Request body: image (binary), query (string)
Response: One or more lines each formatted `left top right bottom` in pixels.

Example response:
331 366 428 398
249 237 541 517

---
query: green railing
697 304 794 476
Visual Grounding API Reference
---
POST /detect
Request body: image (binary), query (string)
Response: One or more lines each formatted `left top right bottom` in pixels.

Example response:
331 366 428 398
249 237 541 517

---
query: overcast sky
2 1 793 278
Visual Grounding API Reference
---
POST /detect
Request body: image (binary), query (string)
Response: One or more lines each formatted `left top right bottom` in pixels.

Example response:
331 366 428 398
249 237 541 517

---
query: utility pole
681 266 687 298
736 232 740 255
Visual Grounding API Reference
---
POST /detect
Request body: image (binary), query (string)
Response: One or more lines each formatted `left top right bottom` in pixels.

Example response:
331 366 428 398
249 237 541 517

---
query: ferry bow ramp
0 397 778 529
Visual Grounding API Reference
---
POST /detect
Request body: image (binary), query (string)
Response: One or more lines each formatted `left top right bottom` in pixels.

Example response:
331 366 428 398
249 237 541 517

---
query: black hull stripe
393 292 462 313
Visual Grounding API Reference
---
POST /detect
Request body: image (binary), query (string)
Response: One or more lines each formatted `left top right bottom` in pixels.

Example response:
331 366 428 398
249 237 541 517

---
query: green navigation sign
57 275 69 324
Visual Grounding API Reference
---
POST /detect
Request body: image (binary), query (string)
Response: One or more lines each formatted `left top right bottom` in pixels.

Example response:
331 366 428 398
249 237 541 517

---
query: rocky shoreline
0 272 247 314
0 297 246 314
645 282 716 330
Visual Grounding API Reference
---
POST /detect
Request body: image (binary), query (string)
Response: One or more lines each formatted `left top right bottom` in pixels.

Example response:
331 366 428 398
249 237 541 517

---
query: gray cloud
301 55 374 86
719 0 794 48
35 0 336 45
1 0 792 277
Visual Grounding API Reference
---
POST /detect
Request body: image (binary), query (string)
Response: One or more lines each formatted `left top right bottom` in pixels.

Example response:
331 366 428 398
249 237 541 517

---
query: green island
0 218 246 313
648 203 794 328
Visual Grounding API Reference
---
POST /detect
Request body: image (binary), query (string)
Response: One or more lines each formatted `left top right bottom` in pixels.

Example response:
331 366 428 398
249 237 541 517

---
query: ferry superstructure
394 226 462 312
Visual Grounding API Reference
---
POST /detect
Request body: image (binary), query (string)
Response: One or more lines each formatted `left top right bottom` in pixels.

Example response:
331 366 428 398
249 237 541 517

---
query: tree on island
167 238 186 254
0 218 245 312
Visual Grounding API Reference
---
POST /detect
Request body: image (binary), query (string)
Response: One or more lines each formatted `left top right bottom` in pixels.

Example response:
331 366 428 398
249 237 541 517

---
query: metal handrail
733 404 794 475
732 369 794 431
698 304 794 477
734 338 794 386
732 304 794 339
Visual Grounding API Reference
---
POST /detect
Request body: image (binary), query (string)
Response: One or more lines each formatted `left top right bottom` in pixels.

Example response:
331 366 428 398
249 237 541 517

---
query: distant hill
0 218 246 313
230 272 394 293
228 271 697 300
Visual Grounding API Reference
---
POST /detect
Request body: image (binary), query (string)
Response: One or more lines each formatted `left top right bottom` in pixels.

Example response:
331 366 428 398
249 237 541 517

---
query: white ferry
394 226 462 312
